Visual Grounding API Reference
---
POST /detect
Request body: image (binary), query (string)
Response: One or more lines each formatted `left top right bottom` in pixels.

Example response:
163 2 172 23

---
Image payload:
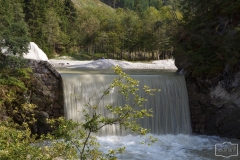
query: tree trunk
151 51 154 60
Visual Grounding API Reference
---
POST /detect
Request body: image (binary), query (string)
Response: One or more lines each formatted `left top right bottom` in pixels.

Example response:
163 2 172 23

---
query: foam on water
97 134 240 160
58 62 240 160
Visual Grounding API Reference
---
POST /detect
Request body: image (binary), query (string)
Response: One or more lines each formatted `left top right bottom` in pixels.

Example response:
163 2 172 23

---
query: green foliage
50 66 159 159
4 0 177 60
0 55 33 126
0 55 30 89
0 116 78 159
0 0 30 55
0 0 179 60
0 65 158 160
0 56 44 159
23 0 78 56
174 0 240 78
101 0 164 11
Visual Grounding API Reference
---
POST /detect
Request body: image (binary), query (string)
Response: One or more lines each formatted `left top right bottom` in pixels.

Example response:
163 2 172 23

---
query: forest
0 0 239 75
1 0 239 77
1 0 181 61
0 0 239 63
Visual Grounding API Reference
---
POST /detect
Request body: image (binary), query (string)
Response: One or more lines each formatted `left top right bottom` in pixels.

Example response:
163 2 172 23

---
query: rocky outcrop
184 70 240 139
27 60 64 119
27 60 64 135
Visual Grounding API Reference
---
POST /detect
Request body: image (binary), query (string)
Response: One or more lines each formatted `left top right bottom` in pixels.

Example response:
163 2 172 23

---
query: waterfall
60 70 192 136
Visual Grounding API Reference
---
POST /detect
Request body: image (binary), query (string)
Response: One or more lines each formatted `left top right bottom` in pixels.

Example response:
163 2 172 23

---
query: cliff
184 70 240 138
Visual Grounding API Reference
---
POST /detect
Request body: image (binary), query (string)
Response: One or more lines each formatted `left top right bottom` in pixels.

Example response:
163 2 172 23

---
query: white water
97 134 240 160
59 68 240 160
61 70 191 136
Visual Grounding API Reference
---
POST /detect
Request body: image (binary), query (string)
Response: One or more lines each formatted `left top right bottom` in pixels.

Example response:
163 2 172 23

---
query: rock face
27 60 64 119
184 70 240 139
27 60 64 135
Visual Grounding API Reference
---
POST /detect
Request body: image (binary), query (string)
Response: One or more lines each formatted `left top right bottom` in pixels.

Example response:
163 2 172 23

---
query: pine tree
0 0 30 55
23 0 49 54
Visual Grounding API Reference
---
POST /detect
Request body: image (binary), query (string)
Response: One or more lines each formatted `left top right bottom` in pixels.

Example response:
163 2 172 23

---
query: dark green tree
61 0 78 53
0 0 30 55
23 0 50 54
174 0 240 78
23 0 78 56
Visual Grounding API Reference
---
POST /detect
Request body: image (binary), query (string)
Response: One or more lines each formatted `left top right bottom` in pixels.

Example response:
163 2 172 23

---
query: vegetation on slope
1 0 238 76
101 0 164 11
0 0 179 60
73 0 114 9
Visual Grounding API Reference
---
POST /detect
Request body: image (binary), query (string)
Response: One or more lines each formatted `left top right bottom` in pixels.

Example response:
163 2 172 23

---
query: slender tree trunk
113 47 115 59
134 50 137 60
151 51 154 60
113 0 116 8
143 47 146 59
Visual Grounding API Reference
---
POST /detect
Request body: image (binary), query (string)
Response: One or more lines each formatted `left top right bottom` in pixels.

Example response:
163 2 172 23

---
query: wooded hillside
0 0 178 61
0 0 239 77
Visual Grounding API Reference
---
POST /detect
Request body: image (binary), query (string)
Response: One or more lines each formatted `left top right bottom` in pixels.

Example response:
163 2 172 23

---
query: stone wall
27 60 64 118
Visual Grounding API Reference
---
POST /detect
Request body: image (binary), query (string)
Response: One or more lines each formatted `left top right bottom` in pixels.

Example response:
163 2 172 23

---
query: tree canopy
1 0 239 74
0 0 30 55
174 0 240 78
0 0 179 60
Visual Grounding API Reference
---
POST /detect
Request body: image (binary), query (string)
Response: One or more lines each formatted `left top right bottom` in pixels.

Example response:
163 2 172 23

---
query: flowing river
58 68 240 160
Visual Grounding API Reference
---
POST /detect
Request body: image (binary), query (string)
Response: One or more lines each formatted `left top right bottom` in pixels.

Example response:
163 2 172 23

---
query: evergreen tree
23 0 78 56
0 0 30 55
23 0 49 54
63 0 78 52
42 8 65 54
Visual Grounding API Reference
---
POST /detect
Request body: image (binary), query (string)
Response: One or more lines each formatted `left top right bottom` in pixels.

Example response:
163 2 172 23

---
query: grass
72 0 113 10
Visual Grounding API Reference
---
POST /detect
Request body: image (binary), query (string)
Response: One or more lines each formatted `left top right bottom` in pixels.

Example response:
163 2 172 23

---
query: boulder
32 111 51 135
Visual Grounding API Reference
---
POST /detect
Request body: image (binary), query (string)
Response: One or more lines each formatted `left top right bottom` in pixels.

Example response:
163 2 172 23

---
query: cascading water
61 69 192 136
58 68 240 160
